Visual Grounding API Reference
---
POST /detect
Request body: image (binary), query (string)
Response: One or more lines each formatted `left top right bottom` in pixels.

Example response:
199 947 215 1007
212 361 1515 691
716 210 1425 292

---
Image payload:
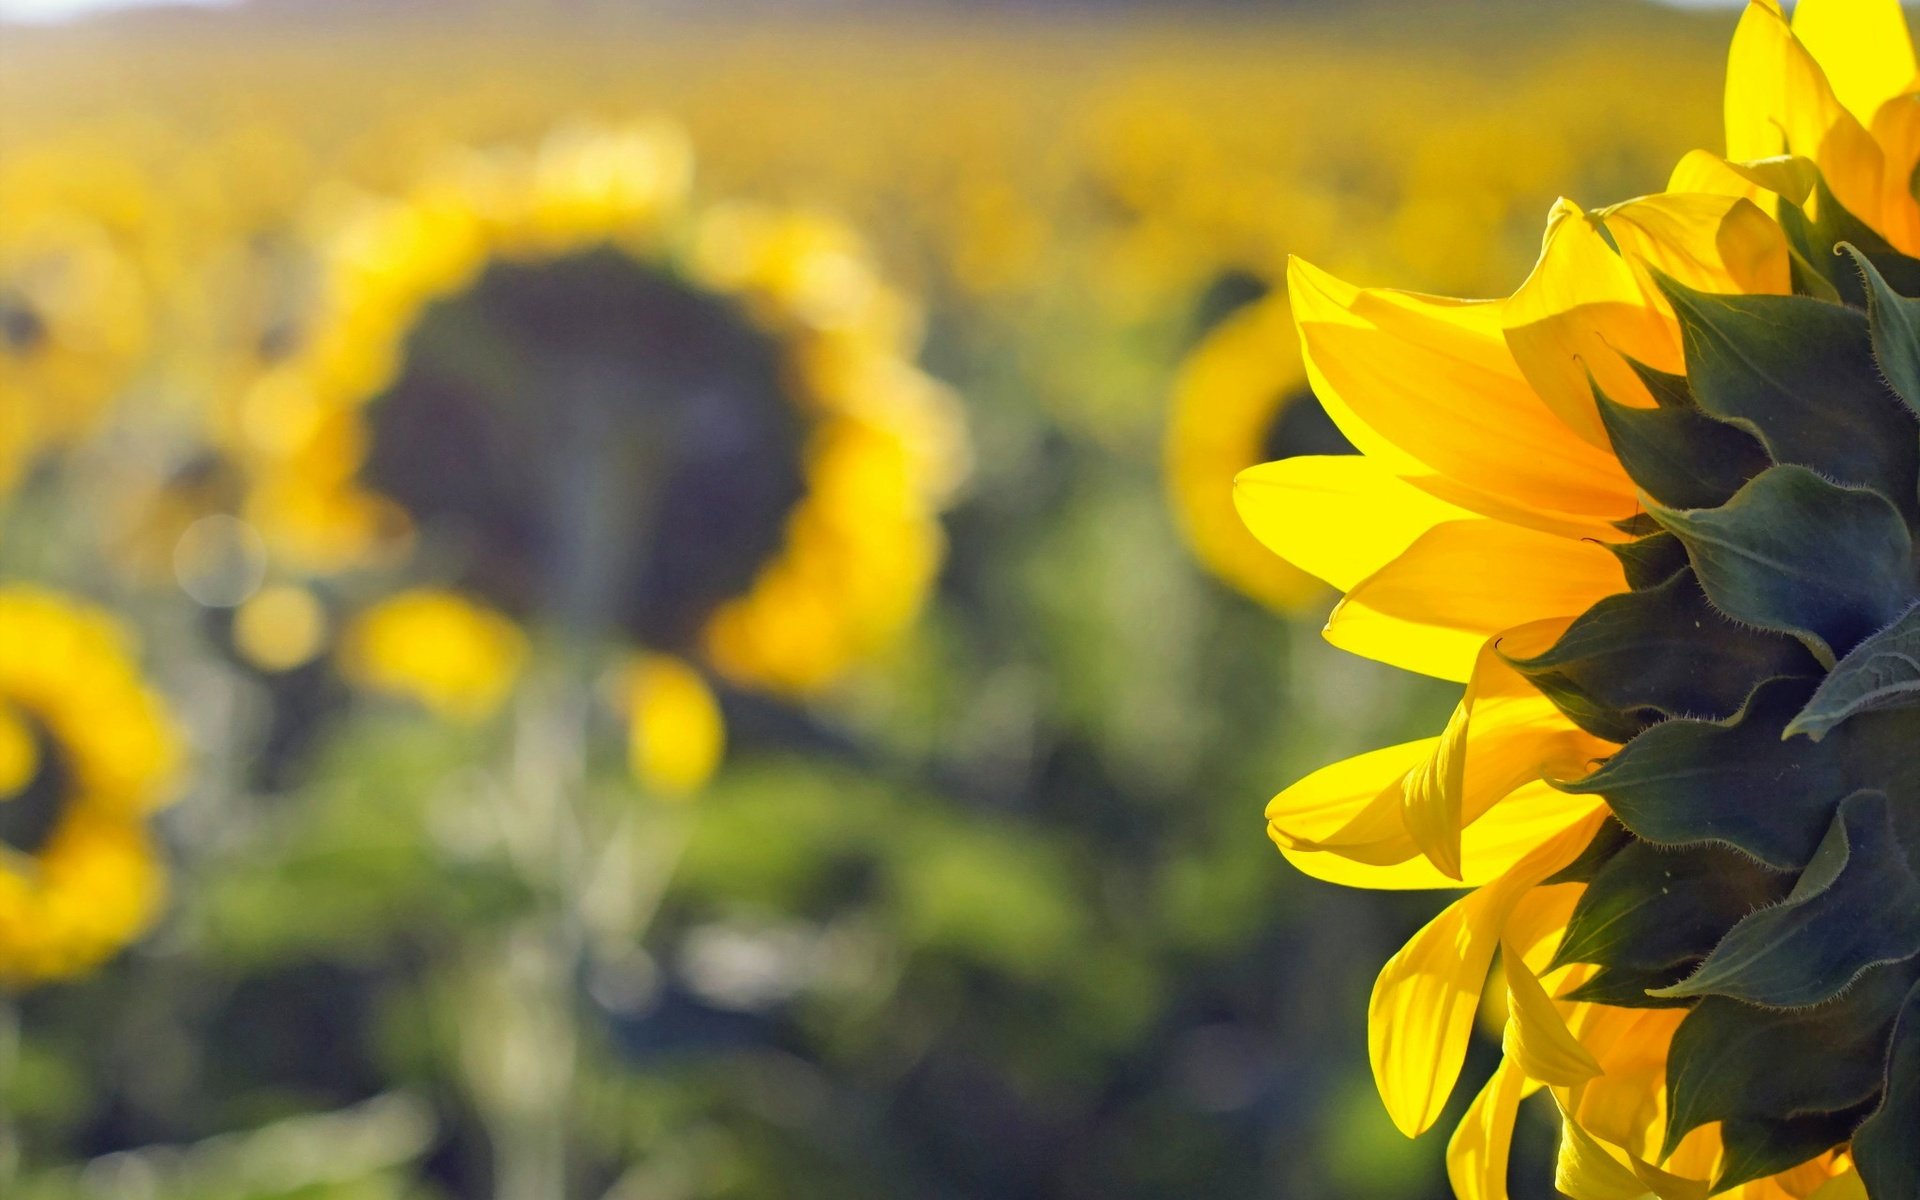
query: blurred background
0 1 1732 1196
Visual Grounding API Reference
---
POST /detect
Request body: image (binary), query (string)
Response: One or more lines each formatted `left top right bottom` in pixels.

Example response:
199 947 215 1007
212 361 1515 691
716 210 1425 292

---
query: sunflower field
6 0 1890 1196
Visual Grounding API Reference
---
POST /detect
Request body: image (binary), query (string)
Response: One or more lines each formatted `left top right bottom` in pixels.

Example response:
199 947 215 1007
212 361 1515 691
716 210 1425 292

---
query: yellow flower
1241 3 1920 1197
618 653 724 799
1166 290 1351 612
339 588 527 723
0 588 180 985
234 120 966 704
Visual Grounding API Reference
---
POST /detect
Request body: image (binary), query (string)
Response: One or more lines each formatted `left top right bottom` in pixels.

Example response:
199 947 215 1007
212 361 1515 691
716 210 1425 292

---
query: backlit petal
1792 0 1917 128
1233 456 1472 592
1326 520 1624 681
1289 257 1637 537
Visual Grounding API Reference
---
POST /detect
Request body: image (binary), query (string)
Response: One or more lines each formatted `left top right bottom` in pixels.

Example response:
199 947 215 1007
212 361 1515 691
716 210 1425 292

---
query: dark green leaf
1780 173 1920 308
1559 678 1842 870
1784 603 1920 741
1844 243 1920 420
1542 817 1631 886
1713 1107 1869 1194
1627 357 1693 410
1853 978 1920 1200
1602 530 1690 591
1594 382 1771 510
1662 961 1915 1158
1659 276 1919 519
1548 840 1789 980
1649 464 1914 665
1652 791 1920 1007
1508 568 1818 744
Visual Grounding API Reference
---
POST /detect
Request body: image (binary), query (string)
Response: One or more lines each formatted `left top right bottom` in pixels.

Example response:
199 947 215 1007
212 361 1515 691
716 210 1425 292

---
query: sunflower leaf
1507 567 1817 743
1651 791 1920 1008
1626 357 1693 410
1602 531 1690 592
1558 678 1842 870
1593 381 1771 511
1712 1106 1871 1194
1783 604 1920 742
1547 839 1789 980
1853 978 1920 1200
1658 277 1919 518
1648 465 1914 666
1841 249 1920 438
1780 174 1920 308
1662 961 1915 1159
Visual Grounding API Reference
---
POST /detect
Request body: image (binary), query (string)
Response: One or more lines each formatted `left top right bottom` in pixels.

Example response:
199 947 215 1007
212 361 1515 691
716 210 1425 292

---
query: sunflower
1239 3 1920 1196
1167 287 1353 612
234 120 964 703
0 142 153 495
0 589 181 984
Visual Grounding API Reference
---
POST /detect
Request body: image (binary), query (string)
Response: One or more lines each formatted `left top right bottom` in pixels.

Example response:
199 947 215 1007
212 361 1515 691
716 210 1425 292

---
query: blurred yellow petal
0 705 36 798
1449 1058 1531 1200
1326 521 1624 681
1791 0 1917 128
1233 455 1473 592
623 654 725 799
340 589 526 722
1289 257 1636 536
1368 816 1600 1136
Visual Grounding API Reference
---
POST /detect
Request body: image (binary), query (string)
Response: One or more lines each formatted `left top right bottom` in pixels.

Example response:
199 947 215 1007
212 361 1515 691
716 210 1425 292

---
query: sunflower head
0 590 180 985
1239 2 1920 1195
234 120 966 710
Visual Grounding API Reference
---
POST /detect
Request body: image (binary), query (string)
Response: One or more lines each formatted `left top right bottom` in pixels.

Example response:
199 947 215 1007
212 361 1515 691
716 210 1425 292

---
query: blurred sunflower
1240 3 1920 1196
0 142 154 495
0 589 180 985
226 120 964 785
1166 287 1352 612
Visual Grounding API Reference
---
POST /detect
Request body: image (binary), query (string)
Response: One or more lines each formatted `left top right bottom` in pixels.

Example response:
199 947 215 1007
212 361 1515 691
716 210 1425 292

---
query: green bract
1526 209 1920 1193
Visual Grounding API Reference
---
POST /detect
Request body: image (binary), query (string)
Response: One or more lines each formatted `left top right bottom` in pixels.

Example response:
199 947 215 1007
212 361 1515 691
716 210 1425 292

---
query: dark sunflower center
1511 187 1920 1193
1259 385 1355 464
0 292 47 355
0 710 72 859
360 248 809 651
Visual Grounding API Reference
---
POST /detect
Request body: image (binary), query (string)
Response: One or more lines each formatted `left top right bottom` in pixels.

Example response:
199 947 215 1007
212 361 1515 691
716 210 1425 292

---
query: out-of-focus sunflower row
0 5 1725 1198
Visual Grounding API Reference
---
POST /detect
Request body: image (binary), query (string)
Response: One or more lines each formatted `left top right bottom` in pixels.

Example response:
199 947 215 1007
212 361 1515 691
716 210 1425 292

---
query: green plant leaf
1784 604 1920 742
1649 464 1914 666
1780 173 1920 308
1853 978 1920 1200
1651 791 1920 1008
1601 530 1690 591
1662 961 1914 1158
1507 568 1818 744
1659 277 1919 519
1843 243 1920 419
1713 1107 1870 1194
1593 382 1771 511
1558 678 1842 870
1547 839 1789 982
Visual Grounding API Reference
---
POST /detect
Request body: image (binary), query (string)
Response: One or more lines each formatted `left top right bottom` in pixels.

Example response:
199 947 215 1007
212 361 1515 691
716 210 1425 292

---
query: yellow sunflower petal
1504 201 1676 450
1602 193 1792 302
1791 0 1917 129
1289 258 1635 537
1665 150 1819 207
1726 0 1891 245
1448 1058 1532 1200
1233 456 1474 592
1401 625 1601 880
1326 520 1624 681
1500 948 1601 1087
1368 815 1600 1137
